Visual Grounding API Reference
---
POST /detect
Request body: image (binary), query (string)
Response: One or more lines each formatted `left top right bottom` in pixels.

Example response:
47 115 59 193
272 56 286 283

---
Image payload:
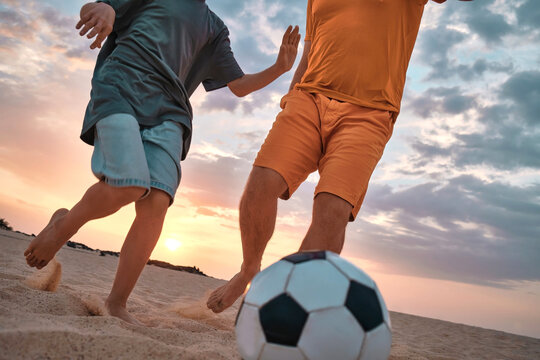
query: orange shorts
254 89 394 221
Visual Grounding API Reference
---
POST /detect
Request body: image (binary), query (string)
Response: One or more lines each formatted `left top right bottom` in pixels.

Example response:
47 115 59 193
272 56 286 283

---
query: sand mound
23 257 62 292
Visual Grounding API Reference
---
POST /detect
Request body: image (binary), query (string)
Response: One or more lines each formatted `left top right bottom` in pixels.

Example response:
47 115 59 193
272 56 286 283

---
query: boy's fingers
79 17 98 36
282 25 293 43
90 33 107 49
86 25 101 39
76 19 83 29
79 23 92 36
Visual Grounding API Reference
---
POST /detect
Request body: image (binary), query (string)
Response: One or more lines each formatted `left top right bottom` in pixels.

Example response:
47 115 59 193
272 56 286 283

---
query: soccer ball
235 251 392 360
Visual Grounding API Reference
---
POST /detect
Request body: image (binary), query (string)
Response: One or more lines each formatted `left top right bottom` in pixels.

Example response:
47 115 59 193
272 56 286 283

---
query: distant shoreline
2 228 207 277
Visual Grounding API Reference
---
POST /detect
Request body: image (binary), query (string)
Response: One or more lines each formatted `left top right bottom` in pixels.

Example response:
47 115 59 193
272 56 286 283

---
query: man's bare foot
24 208 69 269
105 299 144 326
207 271 255 313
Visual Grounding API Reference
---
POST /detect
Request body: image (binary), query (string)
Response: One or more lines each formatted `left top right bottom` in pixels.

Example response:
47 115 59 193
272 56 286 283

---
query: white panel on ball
244 260 294 307
235 304 265 360
374 284 391 328
286 260 349 312
326 252 375 288
358 323 392 360
298 307 364 360
259 343 306 360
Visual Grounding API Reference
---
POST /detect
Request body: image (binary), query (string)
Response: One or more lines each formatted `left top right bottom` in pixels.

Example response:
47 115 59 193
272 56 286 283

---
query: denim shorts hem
103 177 151 189
150 181 176 205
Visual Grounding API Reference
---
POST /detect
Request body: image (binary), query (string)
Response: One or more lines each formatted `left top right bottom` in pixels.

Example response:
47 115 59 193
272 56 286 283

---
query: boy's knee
107 185 146 205
135 189 170 218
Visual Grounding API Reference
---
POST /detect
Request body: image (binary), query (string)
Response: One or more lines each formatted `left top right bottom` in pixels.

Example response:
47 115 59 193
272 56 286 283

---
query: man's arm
288 40 311 91
228 26 301 98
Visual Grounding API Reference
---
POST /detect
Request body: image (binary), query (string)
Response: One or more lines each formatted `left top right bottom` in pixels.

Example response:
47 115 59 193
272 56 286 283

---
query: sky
1 0 539 338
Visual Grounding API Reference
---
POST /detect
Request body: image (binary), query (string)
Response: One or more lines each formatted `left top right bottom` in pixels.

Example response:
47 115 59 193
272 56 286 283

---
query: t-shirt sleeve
305 0 314 41
202 27 245 92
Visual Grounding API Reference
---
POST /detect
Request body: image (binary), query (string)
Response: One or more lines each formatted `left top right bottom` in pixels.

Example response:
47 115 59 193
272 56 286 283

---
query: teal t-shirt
81 0 244 159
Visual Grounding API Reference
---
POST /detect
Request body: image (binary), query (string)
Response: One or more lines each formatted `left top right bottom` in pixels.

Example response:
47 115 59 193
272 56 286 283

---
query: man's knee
243 166 288 200
135 189 170 218
312 192 352 228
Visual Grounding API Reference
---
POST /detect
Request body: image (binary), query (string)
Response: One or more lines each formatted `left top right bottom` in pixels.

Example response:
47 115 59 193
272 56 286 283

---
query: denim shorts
91 113 183 204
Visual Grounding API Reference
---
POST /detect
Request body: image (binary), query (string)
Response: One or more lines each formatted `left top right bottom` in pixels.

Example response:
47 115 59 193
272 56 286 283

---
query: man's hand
275 25 301 73
76 2 116 50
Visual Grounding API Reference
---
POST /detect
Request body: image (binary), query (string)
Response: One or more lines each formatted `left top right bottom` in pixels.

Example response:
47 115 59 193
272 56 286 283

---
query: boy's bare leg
299 192 352 253
24 181 146 269
105 189 170 325
207 166 287 313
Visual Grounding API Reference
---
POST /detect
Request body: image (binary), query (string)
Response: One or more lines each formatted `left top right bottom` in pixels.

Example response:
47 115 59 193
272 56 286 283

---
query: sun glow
164 238 182 252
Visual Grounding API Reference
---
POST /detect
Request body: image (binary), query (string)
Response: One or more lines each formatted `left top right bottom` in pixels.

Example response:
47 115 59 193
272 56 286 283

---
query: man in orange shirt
208 0 470 313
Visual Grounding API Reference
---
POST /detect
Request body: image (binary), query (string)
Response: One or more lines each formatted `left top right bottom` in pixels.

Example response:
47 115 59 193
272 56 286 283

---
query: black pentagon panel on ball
345 280 384 332
259 293 308 346
282 250 327 264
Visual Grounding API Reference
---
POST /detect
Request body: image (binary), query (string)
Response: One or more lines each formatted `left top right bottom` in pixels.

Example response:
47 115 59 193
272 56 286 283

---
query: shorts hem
103 177 150 189
101 177 151 200
314 186 361 222
150 181 176 205
253 160 297 200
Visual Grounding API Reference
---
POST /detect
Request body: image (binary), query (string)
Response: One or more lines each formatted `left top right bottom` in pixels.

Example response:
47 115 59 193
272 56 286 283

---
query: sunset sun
164 238 182 252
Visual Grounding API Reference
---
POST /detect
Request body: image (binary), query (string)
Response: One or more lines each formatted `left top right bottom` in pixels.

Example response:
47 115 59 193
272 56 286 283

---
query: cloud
351 175 540 287
463 6 512 45
408 86 477 118
515 0 540 31
500 70 540 126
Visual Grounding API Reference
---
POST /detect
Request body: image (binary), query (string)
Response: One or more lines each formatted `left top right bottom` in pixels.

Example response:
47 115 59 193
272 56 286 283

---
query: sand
1 229 539 360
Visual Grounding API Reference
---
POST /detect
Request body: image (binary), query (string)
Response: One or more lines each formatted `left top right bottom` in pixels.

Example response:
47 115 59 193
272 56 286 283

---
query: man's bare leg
24 181 146 269
105 189 170 325
207 166 287 313
299 192 352 253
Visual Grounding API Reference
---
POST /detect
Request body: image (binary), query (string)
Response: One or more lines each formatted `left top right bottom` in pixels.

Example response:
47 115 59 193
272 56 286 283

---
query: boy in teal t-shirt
24 0 300 325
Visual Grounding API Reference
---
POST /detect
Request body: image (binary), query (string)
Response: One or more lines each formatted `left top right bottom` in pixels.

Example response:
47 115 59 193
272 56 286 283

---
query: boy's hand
76 2 116 49
275 25 301 74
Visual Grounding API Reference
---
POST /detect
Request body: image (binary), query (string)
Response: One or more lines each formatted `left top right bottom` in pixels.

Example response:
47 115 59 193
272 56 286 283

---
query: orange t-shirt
296 0 428 116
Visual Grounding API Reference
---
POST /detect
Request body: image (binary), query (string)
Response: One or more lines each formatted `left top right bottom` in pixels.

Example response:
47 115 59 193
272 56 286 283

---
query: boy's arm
431 0 473 3
77 0 145 49
76 2 116 49
228 26 301 98
288 40 311 91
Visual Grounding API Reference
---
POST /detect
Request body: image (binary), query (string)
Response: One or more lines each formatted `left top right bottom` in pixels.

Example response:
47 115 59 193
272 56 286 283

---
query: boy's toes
29 257 40 268
24 246 34 257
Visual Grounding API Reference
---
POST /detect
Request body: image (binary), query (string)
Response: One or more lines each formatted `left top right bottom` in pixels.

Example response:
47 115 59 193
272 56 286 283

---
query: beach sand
1 229 539 359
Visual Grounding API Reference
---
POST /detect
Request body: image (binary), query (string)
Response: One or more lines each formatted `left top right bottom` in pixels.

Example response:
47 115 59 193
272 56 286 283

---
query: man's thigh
316 105 394 220
254 89 323 199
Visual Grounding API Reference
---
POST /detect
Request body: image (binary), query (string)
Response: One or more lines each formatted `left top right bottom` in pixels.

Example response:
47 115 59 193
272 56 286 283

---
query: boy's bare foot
24 208 69 269
105 299 144 326
207 271 255 313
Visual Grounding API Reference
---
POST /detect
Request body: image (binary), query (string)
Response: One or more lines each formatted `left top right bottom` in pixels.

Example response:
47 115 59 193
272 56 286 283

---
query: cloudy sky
1 0 539 337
